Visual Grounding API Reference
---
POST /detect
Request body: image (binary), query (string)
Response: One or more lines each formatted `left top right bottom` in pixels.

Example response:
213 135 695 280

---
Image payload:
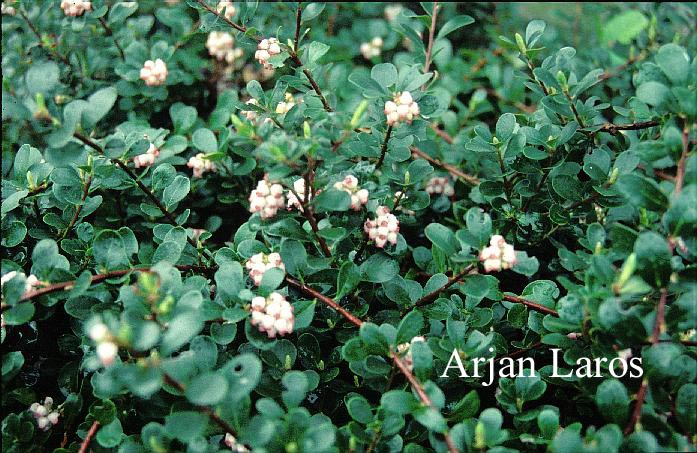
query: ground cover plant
1 1 696 452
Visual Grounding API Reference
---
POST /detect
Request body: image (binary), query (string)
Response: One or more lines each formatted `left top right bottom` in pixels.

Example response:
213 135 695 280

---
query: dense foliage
2 1 696 452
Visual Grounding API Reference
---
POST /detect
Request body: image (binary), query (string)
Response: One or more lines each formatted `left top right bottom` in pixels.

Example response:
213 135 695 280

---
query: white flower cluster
396 336 425 371
224 433 250 452
245 252 285 286
364 206 399 248
29 397 60 431
426 176 455 197
2 2 16 15
275 92 297 115
60 0 91 16
360 37 383 59
384 4 403 22
333 175 369 211
216 0 237 20
286 177 317 211
140 59 168 87
133 143 159 169
89 322 118 366
205 32 243 64
250 292 294 338
479 234 517 272
248 179 285 219
187 153 216 178
1 270 40 295
384 91 420 126
255 37 281 70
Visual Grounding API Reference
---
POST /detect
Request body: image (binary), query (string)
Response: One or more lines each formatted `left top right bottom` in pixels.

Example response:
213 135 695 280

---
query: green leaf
371 63 398 88
381 390 417 415
307 41 330 64
336 261 360 300
437 15 474 40
636 81 671 107
360 254 399 283
425 223 460 256
170 102 197 132
96 418 123 448
346 395 373 424
160 312 203 355
162 175 190 208
676 383 697 434
495 113 516 141
26 61 59 94
616 174 668 212
655 43 690 84
192 128 218 153
603 10 648 44
164 411 208 443
396 311 424 345
313 189 351 212
595 379 629 424
83 87 118 126
282 370 309 408
186 371 229 406
93 230 129 270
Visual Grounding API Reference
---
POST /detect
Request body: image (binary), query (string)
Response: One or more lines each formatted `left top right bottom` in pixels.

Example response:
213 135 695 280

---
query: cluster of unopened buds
133 143 159 169
360 37 383 59
29 397 60 431
250 292 294 338
245 252 285 286
1 270 40 296
333 175 369 211
384 4 403 22
224 433 250 452
364 206 399 248
140 59 168 86
426 176 455 197
206 32 244 64
275 93 297 115
187 153 216 178
286 177 317 211
479 234 517 272
216 0 237 20
255 37 281 69
396 336 426 371
60 0 91 16
88 322 118 366
384 91 420 126
248 179 285 219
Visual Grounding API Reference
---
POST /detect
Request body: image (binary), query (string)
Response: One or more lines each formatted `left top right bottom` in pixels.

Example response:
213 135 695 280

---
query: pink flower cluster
133 143 159 169
333 175 369 210
396 336 426 371
255 38 281 69
216 1 237 20
1 270 40 295
88 322 118 366
286 178 317 211
479 234 517 272
29 397 60 431
224 433 250 452
249 179 285 219
245 252 285 286
384 91 420 126
187 153 216 178
60 0 91 16
140 59 168 86
426 176 455 197
364 206 399 248
250 292 294 338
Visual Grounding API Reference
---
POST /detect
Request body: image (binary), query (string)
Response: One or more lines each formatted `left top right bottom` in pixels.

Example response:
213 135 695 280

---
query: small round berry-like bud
140 59 168 86
255 37 281 69
96 341 118 366
364 206 399 248
248 179 286 219
249 292 294 338
479 235 517 272
384 91 420 126
187 153 216 178
60 0 92 17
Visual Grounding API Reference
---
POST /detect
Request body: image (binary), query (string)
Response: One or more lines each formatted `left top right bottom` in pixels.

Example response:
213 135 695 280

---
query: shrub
1 2 696 452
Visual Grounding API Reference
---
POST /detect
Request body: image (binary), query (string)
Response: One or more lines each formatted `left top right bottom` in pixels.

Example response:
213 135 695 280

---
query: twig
78 421 100 453
19 9 71 66
414 265 476 306
286 276 460 453
411 146 480 185
98 16 125 60
597 120 660 135
422 2 439 86
564 91 585 128
600 52 647 81
59 175 93 241
502 294 559 317
72 133 210 258
430 125 454 144
13 265 215 304
194 0 249 35
375 125 393 169
294 2 302 53
674 124 690 196
163 374 243 440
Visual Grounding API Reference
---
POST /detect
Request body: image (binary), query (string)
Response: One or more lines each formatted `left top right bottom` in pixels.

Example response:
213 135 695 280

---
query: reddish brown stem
194 0 249 35
675 124 690 196
375 125 393 169
294 2 302 53
598 120 660 135
503 294 559 317
422 2 439 78
59 175 92 241
411 146 480 185
98 16 125 60
78 421 100 453
414 265 476 306
286 277 363 327
430 125 454 144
